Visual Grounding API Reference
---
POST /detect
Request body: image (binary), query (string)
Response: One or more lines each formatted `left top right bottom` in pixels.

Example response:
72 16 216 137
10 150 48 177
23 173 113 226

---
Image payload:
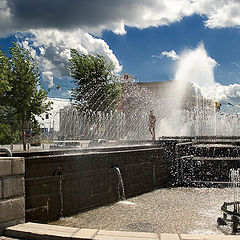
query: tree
69 49 121 112
0 49 11 102
6 42 52 150
0 49 19 145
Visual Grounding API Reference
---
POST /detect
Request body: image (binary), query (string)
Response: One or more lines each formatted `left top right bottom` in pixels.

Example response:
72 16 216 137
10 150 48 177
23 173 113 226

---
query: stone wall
25 146 173 222
0 157 25 234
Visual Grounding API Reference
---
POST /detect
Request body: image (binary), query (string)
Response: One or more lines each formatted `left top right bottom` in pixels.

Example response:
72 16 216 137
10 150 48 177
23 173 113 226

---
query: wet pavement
52 187 239 235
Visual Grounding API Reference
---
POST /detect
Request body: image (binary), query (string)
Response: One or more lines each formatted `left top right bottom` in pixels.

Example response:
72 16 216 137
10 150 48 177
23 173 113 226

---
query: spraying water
158 43 218 136
229 168 240 208
175 43 217 99
58 43 240 139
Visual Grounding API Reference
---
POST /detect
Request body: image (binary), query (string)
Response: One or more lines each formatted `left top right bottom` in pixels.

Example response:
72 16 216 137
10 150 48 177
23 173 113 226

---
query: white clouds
0 0 194 36
152 50 179 60
1 0 240 37
42 71 54 88
0 0 12 37
214 83 240 102
1 0 240 92
192 0 240 28
21 29 122 87
161 50 179 60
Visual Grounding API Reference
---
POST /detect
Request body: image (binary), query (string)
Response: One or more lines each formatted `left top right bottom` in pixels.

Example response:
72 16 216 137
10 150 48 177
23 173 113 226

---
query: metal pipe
0 148 12 157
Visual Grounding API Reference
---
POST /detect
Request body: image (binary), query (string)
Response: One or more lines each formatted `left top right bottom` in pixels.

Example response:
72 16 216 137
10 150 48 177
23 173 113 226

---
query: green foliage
0 123 19 145
69 49 121 112
8 43 52 121
0 49 11 102
0 42 52 149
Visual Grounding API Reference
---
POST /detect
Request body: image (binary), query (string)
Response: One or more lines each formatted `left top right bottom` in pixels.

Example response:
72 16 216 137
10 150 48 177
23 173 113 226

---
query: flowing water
51 187 236 235
115 167 126 201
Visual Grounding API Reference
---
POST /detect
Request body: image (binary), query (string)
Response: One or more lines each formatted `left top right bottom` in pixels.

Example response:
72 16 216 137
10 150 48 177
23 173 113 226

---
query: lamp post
227 103 238 116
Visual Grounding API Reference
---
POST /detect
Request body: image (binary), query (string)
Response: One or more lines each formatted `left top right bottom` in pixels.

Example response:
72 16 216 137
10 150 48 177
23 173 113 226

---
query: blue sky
1 0 240 105
101 14 240 85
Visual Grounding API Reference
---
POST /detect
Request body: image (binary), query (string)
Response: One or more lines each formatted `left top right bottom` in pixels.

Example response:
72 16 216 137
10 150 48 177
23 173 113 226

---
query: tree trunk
21 119 26 151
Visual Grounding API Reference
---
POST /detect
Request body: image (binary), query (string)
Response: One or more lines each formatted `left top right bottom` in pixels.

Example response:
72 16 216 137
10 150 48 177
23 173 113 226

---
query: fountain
57 43 240 142
8 43 240 238
114 167 126 201
217 169 240 234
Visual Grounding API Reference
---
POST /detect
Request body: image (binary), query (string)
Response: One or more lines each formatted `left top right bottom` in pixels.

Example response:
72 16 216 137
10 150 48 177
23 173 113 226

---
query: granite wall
25 146 173 222
0 157 25 234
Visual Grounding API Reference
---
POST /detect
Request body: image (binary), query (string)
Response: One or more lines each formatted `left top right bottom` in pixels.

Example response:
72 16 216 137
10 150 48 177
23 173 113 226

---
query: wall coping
4 222 240 240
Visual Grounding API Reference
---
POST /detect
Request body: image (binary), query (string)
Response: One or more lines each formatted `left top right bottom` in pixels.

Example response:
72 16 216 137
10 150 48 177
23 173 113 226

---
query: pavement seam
92 229 100 239
178 233 183 240
70 228 80 239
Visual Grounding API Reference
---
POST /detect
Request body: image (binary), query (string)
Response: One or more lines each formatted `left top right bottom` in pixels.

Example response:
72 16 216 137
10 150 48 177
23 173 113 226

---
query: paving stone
5 223 240 240
161 234 180 240
94 236 158 240
0 160 11 177
11 158 24 175
5 222 79 240
3 177 24 198
180 234 240 239
0 197 25 223
72 228 98 239
97 230 158 239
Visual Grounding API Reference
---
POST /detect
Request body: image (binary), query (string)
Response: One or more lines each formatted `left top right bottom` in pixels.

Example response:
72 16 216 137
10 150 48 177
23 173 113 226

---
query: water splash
117 200 136 205
115 167 126 201
57 43 240 139
157 43 218 136
229 168 240 206
175 43 217 99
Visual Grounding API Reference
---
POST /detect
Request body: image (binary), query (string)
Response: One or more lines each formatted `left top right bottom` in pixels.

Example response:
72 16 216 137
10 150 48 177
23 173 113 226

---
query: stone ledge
4 223 240 240
180 234 240 239
97 230 158 239
72 229 98 239
5 222 80 240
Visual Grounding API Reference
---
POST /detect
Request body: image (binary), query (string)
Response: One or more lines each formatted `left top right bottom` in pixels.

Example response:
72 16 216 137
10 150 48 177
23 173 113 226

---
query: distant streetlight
227 102 238 115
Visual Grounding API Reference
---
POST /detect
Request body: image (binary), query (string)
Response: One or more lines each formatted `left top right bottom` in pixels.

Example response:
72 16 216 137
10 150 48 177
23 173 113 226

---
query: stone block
95 235 158 240
11 158 24 175
72 228 98 239
3 177 24 198
5 222 79 240
161 234 180 240
97 230 159 239
180 234 236 240
0 179 2 198
0 197 25 223
0 160 11 177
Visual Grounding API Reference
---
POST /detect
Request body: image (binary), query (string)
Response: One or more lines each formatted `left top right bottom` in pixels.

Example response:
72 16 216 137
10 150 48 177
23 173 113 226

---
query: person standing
149 110 156 140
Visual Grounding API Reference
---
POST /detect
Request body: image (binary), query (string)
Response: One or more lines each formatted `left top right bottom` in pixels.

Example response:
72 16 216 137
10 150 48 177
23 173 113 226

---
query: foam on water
117 200 136 205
